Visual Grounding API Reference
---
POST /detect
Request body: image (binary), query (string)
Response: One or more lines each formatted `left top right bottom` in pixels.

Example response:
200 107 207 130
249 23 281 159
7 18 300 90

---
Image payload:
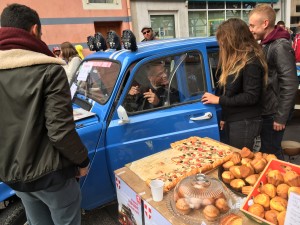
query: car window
123 51 207 113
208 51 219 89
72 60 121 105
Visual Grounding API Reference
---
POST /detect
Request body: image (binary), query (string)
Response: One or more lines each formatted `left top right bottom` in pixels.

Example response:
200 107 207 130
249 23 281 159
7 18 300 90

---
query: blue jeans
16 178 81 225
225 118 262 150
260 115 285 160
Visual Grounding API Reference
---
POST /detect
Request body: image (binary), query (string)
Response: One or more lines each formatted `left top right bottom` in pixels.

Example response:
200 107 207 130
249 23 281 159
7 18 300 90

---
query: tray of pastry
166 173 241 225
218 147 277 198
240 159 300 225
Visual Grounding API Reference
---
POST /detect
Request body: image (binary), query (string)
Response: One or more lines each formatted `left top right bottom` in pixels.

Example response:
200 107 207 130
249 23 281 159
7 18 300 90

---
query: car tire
0 200 27 225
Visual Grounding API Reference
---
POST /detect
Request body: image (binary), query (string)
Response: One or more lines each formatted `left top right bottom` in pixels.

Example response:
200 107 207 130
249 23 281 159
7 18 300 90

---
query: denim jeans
225 118 262 150
16 178 81 225
260 115 285 160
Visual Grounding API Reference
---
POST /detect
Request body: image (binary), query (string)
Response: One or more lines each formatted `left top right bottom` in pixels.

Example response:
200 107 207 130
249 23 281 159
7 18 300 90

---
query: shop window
208 11 225 36
208 2 225 9
189 11 207 37
150 15 175 39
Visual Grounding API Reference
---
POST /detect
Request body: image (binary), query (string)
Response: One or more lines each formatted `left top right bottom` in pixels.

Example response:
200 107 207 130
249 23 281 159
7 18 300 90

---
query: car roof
85 37 218 64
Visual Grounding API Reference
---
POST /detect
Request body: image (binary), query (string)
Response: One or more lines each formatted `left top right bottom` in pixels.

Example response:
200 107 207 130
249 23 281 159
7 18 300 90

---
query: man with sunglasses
141 26 158 42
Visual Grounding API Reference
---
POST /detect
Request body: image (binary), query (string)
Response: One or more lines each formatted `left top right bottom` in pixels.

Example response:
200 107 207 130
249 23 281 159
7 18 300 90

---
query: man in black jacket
0 4 89 225
249 4 298 159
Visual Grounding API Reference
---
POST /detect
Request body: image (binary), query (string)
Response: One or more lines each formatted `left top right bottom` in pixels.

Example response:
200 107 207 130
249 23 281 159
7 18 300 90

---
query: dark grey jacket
262 38 299 124
0 49 89 192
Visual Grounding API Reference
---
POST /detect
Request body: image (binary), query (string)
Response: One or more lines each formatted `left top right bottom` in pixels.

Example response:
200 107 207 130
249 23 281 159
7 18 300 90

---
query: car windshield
71 60 121 104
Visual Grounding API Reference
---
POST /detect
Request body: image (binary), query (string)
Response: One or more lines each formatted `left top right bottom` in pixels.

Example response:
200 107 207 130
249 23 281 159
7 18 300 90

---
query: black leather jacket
262 38 298 124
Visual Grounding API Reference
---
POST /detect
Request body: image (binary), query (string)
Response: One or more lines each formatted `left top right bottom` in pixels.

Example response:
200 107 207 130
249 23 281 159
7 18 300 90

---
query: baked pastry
186 197 202 209
284 170 300 187
202 197 215 206
264 209 279 225
203 204 220 222
231 152 242 165
254 152 263 159
223 160 235 171
248 203 265 218
229 166 243 179
261 183 277 198
175 198 191 215
250 158 267 173
242 186 253 195
240 165 254 178
277 211 286 225
230 179 245 191
288 186 300 197
215 198 229 213
245 174 260 186
265 154 277 162
241 157 252 165
240 147 254 159
270 196 287 212
220 213 242 225
254 193 270 209
276 183 290 199
222 171 235 184
266 170 284 186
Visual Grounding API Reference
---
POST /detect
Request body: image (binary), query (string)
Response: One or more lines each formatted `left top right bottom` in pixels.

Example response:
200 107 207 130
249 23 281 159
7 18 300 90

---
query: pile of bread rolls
221 147 277 196
247 166 300 225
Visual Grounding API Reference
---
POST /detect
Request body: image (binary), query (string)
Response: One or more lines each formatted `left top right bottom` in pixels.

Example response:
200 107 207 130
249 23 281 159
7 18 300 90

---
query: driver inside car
124 61 179 112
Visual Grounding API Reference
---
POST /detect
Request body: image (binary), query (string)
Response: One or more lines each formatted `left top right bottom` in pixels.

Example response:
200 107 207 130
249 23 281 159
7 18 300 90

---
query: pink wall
0 0 131 57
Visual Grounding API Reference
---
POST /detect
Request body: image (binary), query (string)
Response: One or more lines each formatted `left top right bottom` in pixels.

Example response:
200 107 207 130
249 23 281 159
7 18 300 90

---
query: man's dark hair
1 3 41 32
277 20 285 26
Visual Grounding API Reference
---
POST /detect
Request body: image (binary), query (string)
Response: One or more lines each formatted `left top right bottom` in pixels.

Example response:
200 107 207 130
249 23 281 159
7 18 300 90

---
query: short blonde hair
249 4 276 27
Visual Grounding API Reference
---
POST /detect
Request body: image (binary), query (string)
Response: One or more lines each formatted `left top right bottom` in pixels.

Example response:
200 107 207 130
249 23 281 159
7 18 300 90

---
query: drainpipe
126 0 132 30
285 0 291 28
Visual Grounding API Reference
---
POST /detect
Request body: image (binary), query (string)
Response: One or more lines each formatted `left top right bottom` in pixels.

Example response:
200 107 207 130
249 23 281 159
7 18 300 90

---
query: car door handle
190 112 213 121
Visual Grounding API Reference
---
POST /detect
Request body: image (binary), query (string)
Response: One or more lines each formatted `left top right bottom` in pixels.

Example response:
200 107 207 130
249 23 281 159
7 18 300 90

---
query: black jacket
262 38 299 124
218 59 264 122
0 49 89 192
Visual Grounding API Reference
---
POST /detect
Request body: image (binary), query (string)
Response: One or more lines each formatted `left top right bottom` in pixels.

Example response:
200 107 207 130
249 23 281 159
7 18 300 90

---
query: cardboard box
240 159 300 225
115 169 144 225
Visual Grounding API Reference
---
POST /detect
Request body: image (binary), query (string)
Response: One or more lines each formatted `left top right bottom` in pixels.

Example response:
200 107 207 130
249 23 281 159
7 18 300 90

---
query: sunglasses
143 30 151 35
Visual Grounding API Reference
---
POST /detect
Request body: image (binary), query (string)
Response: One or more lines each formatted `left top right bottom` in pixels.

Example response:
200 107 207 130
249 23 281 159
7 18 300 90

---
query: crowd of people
0 2 299 225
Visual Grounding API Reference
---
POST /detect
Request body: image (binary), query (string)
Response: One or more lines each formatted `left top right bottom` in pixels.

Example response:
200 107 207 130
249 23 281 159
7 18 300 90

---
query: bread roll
254 152 263 159
254 193 270 209
241 157 252 165
240 147 254 159
251 158 267 173
276 183 290 199
261 183 277 198
175 198 191 215
264 209 279 225
284 170 300 187
288 186 300 197
248 203 265 218
245 174 260 186
240 165 254 178
231 152 242 165
203 205 220 222
222 171 235 184
230 179 245 191
265 154 277 162
223 161 235 171
215 198 229 213
277 211 286 225
270 196 287 212
242 186 253 195
266 170 284 186
220 213 242 225
229 166 242 179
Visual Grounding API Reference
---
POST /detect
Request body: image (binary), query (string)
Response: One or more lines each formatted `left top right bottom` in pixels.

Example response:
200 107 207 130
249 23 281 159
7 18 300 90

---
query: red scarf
0 27 54 57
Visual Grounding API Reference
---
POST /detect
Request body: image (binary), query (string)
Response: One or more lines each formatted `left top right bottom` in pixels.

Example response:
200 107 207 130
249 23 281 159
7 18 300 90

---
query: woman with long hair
202 18 268 150
61 41 82 84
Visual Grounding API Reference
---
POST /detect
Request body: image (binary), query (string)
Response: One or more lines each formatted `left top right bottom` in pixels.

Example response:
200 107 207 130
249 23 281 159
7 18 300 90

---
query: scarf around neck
0 27 54 57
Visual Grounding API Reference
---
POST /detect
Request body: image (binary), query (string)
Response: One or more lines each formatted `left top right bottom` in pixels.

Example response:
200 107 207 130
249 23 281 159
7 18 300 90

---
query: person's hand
220 121 225 130
273 121 285 131
76 165 89 178
143 89 159 106
128 86 140 96
201 92 220 104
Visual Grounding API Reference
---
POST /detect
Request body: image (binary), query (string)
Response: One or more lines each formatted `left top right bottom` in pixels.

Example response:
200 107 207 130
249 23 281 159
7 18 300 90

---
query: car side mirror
117 105 130 124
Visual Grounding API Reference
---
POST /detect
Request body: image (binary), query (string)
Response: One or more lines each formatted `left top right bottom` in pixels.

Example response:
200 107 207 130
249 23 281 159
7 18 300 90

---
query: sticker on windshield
77 63 93 81
92 61 112 67
70 83 77 99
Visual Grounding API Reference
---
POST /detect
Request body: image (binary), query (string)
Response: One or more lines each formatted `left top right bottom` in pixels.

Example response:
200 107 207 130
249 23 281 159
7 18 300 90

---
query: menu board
284 192 300 225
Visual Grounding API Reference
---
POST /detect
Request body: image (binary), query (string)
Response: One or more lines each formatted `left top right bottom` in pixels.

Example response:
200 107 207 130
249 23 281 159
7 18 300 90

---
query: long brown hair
60 41 79 62
216 18 267 87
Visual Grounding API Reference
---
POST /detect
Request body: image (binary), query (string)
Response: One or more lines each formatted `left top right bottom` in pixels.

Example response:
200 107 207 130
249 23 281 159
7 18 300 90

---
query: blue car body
1 37 221 212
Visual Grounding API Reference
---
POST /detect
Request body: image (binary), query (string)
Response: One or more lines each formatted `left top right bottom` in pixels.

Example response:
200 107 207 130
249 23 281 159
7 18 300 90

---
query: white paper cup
150 180 164 202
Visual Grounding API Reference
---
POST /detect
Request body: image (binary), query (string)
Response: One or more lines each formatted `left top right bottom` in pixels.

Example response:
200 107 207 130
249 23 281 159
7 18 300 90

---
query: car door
105 48 220 180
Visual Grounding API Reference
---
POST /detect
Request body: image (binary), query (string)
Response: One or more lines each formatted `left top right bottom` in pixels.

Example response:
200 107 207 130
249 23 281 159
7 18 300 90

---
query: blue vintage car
0 35 221 224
